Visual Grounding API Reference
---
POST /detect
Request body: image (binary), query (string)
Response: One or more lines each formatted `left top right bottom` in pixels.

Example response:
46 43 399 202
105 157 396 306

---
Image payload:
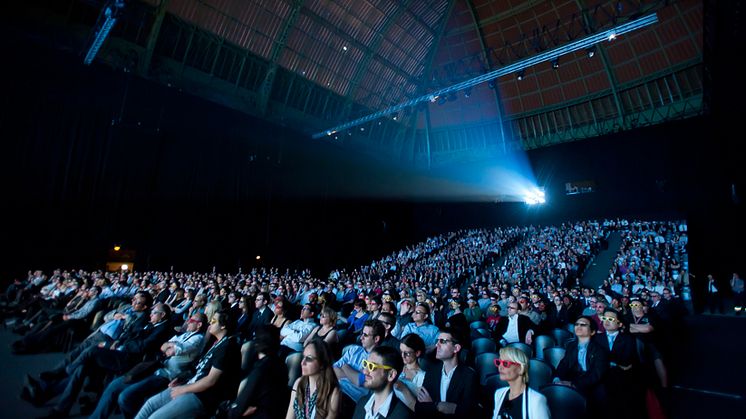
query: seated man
493 302 534 346
334 319 384 403
26 302 174 418
353 345 412 419
11 286 102 354
134 310 240 419
88 312 207 419
279 303 318 358
414 327 477 418
399 303 439 352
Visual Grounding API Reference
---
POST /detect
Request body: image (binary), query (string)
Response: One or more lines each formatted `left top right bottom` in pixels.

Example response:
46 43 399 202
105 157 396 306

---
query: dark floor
0 325 123 419
1 315 744 419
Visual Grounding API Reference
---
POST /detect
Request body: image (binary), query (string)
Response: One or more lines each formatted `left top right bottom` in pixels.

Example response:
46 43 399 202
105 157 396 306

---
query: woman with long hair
285 339 340 419
492 346 550 418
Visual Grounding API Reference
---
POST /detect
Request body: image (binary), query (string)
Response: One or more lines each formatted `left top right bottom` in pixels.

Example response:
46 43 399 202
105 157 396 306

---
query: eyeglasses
437 338 457 345
187 318 201 324
414 310 426 315
361 332 372 338
629 303 642 308
494 359 521 368
302 307 311 311
151 310 165 315
574 322 590 327
401 350 415 358
361 359 393 372
508 306 518 310
600 316 619 323
302 355 317 363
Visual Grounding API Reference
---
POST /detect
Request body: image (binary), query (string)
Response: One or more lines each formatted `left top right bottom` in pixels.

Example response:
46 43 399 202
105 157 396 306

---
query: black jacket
415 361 478 418
353 391 413 419
555 338 608 396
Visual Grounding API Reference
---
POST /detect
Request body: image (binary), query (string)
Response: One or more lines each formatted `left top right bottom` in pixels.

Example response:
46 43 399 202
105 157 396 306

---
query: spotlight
586 46 596 58
516 69 525 81
551 58 559 69
391 112 398 121
524 190 546 205
463 87 472 98
487 79 496 89
608 32 617 41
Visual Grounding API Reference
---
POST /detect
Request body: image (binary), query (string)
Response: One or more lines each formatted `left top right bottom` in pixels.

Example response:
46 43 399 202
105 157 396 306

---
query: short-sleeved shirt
191 335 241 409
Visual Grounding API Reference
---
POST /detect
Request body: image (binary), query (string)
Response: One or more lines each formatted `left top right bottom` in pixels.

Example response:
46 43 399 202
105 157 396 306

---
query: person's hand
242 406 257 416
170 385 186 399
436 402 457 414
416 386 433 402
168 378 180 388
62 314 69 321
525 332 533 345
98 342 106 348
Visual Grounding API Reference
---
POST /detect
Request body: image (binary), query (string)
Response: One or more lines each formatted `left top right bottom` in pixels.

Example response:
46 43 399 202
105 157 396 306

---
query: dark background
1 29 743 304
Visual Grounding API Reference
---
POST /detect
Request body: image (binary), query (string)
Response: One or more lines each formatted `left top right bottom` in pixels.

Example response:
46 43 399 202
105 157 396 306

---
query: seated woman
285 339 340 419
393 333 426 411
305 306 339 348
492 346 551 418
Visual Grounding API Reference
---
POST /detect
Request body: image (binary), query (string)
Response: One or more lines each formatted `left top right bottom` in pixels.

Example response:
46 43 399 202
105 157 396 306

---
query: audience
2 218 695 419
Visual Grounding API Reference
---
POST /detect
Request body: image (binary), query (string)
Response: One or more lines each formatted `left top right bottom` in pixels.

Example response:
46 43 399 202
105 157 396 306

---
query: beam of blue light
312 13 658 139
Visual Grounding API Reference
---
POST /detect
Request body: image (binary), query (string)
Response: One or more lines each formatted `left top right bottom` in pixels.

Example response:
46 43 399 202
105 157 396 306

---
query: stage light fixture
84 0 126 65
551 58 559 69
586 46 596 58
312 13 659 139
516 69 525 81
463 87 472 98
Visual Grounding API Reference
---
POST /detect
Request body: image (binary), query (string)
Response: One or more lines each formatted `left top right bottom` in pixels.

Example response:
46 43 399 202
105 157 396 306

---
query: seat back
470 320 489 330
285 352 303 388
241 340 255 372
507 341 532 359
482 373 510 413
475 352 500 385
533 335 556 360
528 358 553 390
471 337 497 358
550 328 574 348
543 347 566 371
541 384 587 419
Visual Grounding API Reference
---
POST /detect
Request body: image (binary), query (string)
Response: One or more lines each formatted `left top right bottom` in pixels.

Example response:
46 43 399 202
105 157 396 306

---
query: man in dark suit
555 315 607 416
414 327 477 418
493 302 535 345
600 308 644 419
353 345 412 419
248 292 273 338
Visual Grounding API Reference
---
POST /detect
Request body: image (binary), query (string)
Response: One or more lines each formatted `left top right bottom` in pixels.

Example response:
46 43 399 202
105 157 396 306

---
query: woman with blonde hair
493 346 550 419
285 339 340 419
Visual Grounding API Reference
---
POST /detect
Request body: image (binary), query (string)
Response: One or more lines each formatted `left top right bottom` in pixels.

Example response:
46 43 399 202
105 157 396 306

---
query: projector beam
312 13 658 139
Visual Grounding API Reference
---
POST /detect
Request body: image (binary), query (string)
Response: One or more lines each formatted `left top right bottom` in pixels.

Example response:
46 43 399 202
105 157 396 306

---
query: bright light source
342 45 348 51
256 255 261 260
114 246 121 251
524 189 546 205
121 264 129 271
608 32 617 41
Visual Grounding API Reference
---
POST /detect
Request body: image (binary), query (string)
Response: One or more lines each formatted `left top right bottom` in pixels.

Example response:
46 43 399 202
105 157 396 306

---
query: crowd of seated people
0 218 692 418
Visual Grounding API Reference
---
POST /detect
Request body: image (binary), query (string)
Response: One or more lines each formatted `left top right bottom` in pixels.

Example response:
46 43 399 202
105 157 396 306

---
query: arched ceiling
6 0 705 162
